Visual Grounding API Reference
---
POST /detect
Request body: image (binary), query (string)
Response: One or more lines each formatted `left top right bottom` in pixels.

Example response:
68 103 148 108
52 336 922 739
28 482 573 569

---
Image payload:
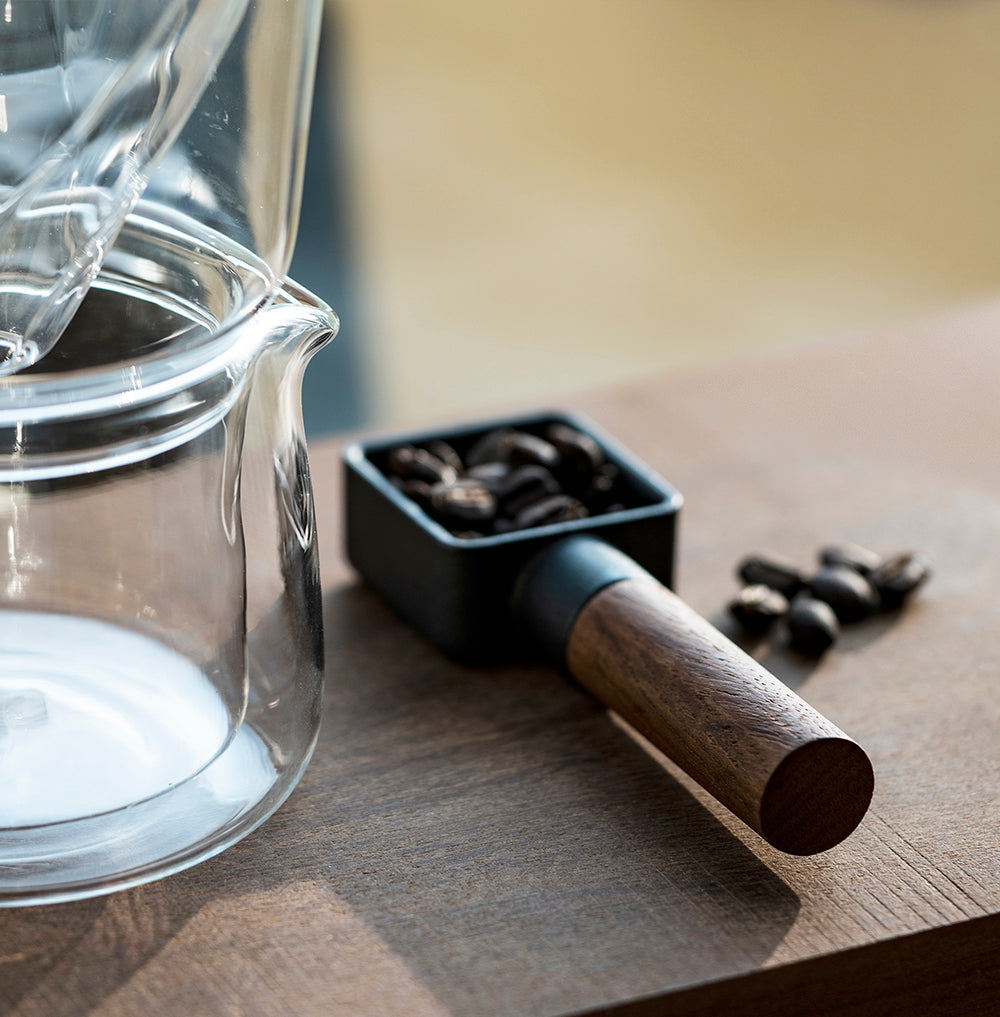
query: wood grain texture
566 576 874 854
4 303 1000 1016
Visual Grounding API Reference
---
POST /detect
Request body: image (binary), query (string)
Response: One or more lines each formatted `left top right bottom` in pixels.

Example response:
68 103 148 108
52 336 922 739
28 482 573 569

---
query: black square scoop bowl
343 410 874 856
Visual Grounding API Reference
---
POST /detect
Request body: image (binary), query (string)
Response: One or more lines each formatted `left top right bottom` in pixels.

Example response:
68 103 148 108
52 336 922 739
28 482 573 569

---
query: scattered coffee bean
513 494 588 530
736 555 806 598
819 542 883 577
429 479 496 526
729 584 789 635
870 552 931 609
787 595 840 656
387 444 458 486
496 465 562 517
807 564 880 623
729 542 929 658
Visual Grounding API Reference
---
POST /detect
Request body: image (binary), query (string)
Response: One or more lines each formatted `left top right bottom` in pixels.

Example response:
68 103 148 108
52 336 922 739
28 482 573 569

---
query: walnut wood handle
514 536 874 855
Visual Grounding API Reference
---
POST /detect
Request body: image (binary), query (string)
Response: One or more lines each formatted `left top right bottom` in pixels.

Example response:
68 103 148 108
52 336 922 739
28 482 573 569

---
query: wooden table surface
4 306 1000 1016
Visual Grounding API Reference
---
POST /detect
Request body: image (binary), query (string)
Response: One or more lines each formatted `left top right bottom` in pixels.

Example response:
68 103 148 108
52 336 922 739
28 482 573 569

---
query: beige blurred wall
329 0 1000 426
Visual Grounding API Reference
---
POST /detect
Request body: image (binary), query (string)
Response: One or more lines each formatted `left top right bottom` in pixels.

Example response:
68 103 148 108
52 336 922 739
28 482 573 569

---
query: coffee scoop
343 411 874 855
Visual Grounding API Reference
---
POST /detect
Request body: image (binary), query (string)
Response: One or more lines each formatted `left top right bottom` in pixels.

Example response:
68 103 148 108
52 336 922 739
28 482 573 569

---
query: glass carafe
0 209 337 906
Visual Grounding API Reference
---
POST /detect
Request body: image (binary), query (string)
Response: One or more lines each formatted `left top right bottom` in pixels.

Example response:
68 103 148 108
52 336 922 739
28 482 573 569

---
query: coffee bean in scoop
387 444 458 486
513 494 588 530
429 479 497 527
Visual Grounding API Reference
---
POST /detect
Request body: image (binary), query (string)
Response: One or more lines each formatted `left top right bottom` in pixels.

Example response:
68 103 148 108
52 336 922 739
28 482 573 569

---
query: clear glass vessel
0 205 337 906
0 0 323 372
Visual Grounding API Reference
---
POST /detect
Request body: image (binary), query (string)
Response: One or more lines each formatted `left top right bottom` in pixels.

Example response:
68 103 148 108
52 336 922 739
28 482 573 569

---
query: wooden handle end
759 737 874 855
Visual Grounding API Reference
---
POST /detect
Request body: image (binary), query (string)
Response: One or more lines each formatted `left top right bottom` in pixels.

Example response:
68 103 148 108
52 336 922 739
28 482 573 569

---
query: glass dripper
0 0 322 374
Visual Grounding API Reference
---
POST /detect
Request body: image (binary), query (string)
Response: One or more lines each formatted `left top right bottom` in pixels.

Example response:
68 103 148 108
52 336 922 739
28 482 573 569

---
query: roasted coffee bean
383 421 632 534
504 432 561 472
579 462 623 511
819 542 883 577
496 465 561 517
545 422 605 479
787 595 839 656
465 460 511 492
465 428 517 467
728 584 789 635
389 476 434 510
513 494 588 530
870 552 931 609
736 555 806 598
807 564 879 623
386 444 458 486
423 439 464 474
429 479 496 525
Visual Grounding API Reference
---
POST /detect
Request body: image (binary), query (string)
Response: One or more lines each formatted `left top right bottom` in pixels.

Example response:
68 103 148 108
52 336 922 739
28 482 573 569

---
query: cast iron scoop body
343 411 874 855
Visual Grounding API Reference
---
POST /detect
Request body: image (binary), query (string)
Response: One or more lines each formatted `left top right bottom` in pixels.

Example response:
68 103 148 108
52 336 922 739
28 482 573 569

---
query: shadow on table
0 584 802 1017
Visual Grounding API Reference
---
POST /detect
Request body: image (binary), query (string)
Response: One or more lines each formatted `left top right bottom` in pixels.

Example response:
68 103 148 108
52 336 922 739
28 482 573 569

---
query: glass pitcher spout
253 280 340 365
247 279 339 441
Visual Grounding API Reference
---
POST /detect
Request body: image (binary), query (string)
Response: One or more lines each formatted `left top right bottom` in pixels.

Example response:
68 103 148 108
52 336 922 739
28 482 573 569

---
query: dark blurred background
292 1 1000 438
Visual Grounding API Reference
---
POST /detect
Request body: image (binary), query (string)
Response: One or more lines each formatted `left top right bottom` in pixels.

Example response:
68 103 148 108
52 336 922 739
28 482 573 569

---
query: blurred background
291 0 1000 437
